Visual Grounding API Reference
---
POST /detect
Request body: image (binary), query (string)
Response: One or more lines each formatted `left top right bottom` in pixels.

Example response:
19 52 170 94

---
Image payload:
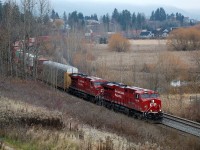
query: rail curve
162 113 200 137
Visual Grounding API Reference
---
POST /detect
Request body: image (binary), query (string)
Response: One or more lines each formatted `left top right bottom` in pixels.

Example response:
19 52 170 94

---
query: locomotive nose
149 99 161 112
150 99 157 107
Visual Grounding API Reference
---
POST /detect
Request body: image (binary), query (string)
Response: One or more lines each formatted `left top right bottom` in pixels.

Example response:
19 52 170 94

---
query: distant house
162 29 170 37
170 80 188 87
171 80 181 87
152 28 162 38
139 30 154 38
152 28 171 38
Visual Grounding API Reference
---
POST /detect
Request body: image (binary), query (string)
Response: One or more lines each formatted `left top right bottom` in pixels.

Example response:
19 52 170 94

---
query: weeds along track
162 113 200 137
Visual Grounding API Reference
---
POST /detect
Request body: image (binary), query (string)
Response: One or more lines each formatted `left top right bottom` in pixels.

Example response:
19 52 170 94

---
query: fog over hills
52 1 200 20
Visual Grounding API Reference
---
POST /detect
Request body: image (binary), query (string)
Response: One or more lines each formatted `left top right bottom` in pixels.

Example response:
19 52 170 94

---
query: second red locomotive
69 73 107 103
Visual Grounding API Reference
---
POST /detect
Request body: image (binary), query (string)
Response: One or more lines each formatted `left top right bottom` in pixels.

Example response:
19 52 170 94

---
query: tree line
0 3 190 33
47 7 190 32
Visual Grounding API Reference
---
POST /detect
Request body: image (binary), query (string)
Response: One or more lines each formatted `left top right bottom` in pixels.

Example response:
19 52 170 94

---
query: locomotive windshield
93 82 102 86
141 93 158 98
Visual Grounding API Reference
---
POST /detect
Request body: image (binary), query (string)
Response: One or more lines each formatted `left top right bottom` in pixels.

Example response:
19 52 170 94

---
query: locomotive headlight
151 100 154 103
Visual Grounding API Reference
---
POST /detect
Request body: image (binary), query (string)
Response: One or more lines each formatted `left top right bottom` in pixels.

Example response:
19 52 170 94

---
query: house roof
140 31 152 36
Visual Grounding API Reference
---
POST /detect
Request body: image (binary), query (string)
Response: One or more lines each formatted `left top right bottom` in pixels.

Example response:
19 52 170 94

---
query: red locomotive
101 82 163 120
69 73 107 103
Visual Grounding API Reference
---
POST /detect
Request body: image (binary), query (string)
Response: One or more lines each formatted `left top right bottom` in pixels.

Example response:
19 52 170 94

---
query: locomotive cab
136 91 163 120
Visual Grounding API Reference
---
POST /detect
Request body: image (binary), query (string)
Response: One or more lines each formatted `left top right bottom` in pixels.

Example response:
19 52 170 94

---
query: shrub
108 33 130 52
167 27 200 51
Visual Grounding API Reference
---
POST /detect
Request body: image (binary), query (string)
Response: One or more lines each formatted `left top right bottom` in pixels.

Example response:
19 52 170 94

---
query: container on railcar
42 61 78 90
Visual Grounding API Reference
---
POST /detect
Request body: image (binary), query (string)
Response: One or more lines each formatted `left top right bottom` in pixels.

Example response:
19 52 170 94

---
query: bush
167 27 200 51
108 33 130 52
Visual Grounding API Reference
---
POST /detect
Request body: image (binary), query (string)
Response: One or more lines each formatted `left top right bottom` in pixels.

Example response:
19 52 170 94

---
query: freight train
37 60 163 120
14 49 163 120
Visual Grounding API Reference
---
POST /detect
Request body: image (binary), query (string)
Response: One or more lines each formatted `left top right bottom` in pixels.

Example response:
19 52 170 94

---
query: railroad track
162 113 200 137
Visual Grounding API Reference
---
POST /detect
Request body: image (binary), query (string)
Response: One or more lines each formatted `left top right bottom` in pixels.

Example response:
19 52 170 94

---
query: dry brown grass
0 96 158 149
92 39 195 69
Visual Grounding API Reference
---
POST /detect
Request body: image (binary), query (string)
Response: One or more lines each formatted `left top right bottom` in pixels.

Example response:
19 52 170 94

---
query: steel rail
162 113 200 137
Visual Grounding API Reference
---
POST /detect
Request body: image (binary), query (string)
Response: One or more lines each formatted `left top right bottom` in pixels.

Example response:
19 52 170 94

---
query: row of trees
47 7 190 32
111 9 146 31
111 7 186 30
150 7 184 23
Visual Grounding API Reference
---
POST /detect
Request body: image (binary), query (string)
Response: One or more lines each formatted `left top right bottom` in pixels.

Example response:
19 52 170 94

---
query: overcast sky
53 0 200 10
48 0 200 19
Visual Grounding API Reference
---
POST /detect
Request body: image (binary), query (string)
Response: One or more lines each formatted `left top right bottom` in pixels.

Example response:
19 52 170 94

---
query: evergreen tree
152 7 166 21
93 14 98 21
85 14 98 21
136 13 145 29
102 13 110 31
159 7 166 21
51 9 56 20
121 10 131 31
78 12 85 26
176 12 184 25
112 8 119 22
68 11 85 28
78 12 84 20
55 13 59 19
150 11 155 21
68 11 78 27
131 13 136 28
0 0 2 22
